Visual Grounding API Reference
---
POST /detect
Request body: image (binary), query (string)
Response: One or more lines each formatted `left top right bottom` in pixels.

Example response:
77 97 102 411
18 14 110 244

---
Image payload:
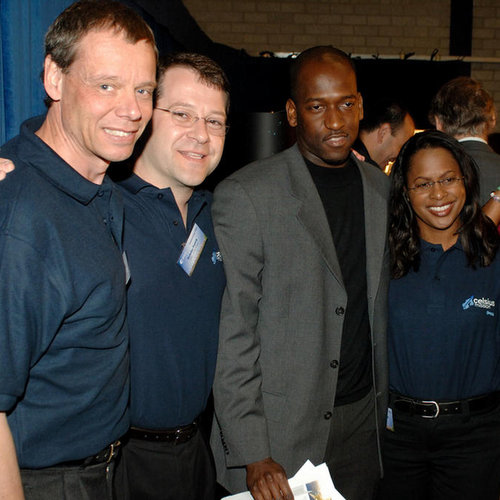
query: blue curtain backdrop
0 0 73 144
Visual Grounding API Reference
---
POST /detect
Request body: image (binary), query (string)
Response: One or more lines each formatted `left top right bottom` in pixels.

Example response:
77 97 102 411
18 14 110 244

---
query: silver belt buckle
421 400 440 418
107 440 120 463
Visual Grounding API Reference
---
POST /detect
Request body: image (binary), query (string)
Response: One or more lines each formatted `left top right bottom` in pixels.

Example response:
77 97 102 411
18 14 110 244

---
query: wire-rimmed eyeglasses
155 107 229 136
407 177 464 194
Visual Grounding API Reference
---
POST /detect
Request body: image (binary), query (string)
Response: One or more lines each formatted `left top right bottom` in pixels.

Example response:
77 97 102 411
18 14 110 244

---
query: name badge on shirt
386 407 395 432
177 223 207 276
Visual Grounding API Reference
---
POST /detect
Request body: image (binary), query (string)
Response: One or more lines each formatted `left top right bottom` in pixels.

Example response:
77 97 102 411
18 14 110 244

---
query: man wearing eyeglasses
112 53 228 500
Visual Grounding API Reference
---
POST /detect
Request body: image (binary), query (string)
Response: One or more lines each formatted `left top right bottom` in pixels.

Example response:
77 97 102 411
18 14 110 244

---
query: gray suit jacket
460 140 500 205
211 145 390 493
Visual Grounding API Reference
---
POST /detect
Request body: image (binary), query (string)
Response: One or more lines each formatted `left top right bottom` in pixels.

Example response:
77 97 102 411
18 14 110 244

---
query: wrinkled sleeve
0 232 64 412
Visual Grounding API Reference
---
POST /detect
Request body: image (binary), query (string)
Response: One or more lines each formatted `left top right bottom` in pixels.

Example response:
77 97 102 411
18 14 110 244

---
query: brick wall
183 0 500 131
183 0 451 58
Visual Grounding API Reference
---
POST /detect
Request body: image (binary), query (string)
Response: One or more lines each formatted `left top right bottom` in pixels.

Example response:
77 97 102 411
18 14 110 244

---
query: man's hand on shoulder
246 457 293 500
0 159 15 181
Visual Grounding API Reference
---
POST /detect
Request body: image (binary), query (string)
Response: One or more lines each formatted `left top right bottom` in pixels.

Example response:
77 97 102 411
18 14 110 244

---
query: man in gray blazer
211 46 389 500
429 76 500 205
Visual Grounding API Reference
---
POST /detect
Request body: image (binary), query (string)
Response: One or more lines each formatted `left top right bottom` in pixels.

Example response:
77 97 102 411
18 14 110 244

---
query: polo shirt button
330 360 339 369
97 191 104 197
324 411 332 420
157 193 163 200
173 220 179 226
335 307 345 316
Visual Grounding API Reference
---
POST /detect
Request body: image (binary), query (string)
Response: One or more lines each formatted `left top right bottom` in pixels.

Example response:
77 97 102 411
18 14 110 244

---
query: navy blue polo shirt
388 239 500 401
0 116 129 468
117 174 225 428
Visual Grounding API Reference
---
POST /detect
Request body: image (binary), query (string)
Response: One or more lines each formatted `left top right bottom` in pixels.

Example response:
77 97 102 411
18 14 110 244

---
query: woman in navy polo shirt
378 130 500 500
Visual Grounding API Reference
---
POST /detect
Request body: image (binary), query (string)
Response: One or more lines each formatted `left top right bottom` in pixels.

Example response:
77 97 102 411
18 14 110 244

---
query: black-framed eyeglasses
407 177 464 194
155 107 229 136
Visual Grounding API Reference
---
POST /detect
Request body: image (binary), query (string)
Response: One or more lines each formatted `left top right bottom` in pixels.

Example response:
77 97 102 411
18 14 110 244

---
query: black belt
54 440 121 468
129 421 198 444
390 392 500 418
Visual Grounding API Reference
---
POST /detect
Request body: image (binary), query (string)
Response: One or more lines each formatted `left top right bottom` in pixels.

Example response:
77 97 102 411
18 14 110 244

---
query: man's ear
358 92 364 121
433 116 444 132
286 98 298 127
487 110 497 133
43 55 63 103
377 123 391 143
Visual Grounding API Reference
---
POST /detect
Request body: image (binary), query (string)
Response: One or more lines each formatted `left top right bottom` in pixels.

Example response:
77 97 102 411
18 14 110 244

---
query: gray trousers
21 461 114 500
324 390 381 500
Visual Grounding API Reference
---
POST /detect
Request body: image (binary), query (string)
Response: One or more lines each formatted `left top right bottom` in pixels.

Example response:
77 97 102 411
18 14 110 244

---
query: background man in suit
211 46 389 500
352 99 415 170
112 53 227 500
0 1 157 498
429 76 500 204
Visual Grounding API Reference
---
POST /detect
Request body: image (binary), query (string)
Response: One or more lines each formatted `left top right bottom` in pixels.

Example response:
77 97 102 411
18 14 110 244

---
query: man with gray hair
429 76 500 204
0 2 157 498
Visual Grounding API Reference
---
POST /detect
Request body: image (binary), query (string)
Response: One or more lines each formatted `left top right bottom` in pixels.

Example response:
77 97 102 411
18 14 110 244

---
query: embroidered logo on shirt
211 250 223 264
462 295 495 316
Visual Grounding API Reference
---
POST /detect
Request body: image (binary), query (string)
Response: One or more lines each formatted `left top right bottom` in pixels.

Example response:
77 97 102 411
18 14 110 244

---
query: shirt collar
420 237 464 253
118 172 208 206
458 136 488 145
20 115 109 205
118 171 153 194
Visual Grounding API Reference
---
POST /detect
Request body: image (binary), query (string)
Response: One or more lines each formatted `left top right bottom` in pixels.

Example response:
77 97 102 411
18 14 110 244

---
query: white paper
222 460 346 500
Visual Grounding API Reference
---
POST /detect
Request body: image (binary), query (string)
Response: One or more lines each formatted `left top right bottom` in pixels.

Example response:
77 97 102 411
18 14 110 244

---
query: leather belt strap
53 440 121 468
390 392 500 419
129 421 198 444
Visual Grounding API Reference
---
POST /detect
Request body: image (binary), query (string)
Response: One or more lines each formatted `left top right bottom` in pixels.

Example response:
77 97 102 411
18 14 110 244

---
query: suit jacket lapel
285 146 345 287
358 160 388 318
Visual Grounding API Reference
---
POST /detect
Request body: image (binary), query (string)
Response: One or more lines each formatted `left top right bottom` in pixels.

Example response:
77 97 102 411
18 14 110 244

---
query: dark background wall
128 0 471 183
2 0 496 181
